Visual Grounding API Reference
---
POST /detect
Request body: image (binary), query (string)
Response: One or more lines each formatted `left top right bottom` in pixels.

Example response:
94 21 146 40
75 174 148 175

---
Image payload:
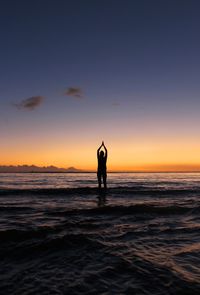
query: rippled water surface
1 171 200 190
0 173 200 294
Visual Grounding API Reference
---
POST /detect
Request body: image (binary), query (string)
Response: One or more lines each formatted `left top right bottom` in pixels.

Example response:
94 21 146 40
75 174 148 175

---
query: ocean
0 172 200 294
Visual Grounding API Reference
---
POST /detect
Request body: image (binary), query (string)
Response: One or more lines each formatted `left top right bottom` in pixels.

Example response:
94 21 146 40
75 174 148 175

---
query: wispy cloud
64 87 84 99
14 96 44 110
112 102 120 107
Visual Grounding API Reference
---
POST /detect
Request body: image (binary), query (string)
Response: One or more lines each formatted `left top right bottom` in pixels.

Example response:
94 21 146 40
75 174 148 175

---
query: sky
1 0 200 171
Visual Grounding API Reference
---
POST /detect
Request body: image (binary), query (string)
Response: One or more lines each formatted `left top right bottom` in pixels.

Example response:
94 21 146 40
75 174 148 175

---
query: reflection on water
97 191 107 207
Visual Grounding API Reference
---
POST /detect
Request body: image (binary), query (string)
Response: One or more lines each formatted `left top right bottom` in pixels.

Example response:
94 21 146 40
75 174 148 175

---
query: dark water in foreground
0 173 200 294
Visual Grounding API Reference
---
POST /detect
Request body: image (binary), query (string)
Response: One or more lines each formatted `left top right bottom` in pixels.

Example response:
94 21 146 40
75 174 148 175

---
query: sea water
1 172 200 190
0 173 200 294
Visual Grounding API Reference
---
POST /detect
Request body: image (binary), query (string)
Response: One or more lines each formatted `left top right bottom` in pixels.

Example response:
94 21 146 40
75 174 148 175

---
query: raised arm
102 142 107 159
97 142 103 158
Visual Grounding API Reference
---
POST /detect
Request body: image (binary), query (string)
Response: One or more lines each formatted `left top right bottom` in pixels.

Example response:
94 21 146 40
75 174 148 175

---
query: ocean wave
1 229 200 294
0 229 104 259
0 227 52 243
0 206 36 212
1 214 200 293
0 186 200 196
47 204 199 216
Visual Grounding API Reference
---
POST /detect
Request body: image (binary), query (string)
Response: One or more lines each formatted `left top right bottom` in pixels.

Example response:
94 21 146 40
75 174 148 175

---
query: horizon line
2 164 200 173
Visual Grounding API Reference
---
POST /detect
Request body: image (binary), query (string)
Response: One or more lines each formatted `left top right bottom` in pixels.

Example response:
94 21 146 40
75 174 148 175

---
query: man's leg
97 172 101 188
103 173 107 189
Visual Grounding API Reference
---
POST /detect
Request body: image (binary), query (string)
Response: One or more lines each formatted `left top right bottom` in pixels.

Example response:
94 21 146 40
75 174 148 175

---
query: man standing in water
97 141 107 189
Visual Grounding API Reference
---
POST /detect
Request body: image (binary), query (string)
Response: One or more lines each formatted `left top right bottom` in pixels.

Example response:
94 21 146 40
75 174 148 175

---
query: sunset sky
1 0 200 171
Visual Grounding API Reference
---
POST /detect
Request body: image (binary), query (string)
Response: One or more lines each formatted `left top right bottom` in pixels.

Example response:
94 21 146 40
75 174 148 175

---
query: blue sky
1 0 200 169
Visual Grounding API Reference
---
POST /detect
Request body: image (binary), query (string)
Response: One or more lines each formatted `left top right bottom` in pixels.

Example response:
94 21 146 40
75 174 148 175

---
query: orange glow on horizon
1 139 200 172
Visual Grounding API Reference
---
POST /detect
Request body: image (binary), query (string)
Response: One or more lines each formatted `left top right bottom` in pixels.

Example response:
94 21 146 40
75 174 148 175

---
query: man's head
100 150 104 157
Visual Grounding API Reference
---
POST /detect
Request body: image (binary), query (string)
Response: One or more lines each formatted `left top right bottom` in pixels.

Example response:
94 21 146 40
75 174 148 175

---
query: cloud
112 102 120 107
14 96 44 110
64 87 83 99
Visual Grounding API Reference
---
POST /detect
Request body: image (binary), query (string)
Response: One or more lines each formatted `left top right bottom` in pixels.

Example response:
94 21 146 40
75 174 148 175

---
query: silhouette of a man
97 141 107 189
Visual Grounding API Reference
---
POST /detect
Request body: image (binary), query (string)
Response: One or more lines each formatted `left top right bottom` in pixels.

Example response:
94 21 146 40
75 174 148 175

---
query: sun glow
1 137 200 172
